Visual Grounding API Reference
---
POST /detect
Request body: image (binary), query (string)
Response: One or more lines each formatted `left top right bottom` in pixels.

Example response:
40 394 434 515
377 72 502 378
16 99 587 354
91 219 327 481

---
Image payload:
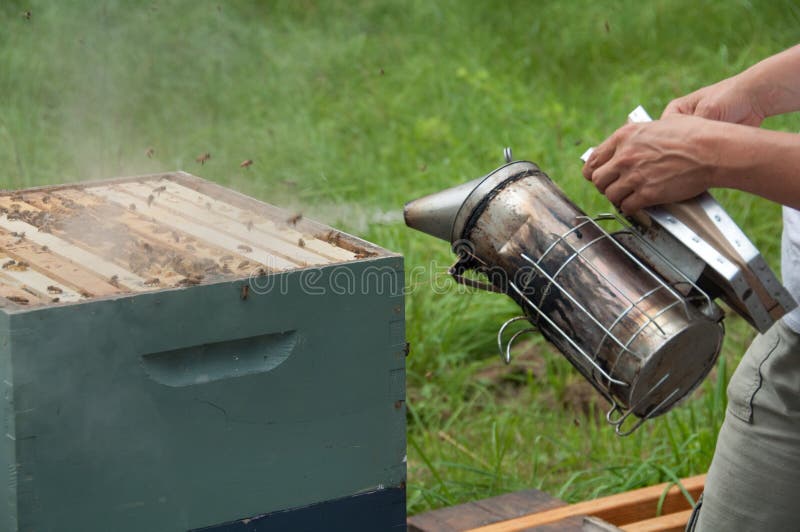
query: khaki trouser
687 319 800 531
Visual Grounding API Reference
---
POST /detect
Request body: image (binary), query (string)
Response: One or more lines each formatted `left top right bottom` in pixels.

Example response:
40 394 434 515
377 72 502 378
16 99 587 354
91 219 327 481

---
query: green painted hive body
0 173 406 531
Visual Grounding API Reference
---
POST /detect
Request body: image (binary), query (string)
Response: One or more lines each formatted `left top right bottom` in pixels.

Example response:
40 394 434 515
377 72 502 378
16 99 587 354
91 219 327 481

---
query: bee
176 276 201 287
379 67 385 75
237 260 250 269
171 230 180 243
355 250 377 259
51 297 60 303
287 213 303 225
142 242 153 253
22 10 31 20
298 238 305 248
2 260 15 270
147 194 155 207
41 195 50 204
41 245 49 252
144 277 160 287
196 152 211 165
326 231 341 245
79 289 93 298
7 296 28 305
46 285 63 295
152 185 166 195
109 275 120 288
245 220 254 231
240 159 253 169
185 244 196 252
10 231 24 238
240 283 249 300
403 342 411 357
129 203 136 211
145 147 155 158
220 254 234 262
237 244 253 253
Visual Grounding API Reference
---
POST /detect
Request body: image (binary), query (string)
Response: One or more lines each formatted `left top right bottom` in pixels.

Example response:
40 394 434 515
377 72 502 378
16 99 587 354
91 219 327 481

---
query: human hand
581 115 726 214
661 73 766 126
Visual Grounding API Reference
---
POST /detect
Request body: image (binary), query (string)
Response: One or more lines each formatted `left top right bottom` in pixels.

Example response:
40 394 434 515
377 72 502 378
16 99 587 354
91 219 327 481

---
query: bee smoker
405 129 795 435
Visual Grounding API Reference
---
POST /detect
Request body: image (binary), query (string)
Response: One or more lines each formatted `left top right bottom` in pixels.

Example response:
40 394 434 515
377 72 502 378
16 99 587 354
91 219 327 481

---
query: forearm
711 125 800 209
741 44 800 117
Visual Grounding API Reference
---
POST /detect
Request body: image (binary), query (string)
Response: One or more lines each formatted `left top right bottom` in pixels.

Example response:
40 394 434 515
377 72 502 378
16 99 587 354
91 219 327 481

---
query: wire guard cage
446 162 724 436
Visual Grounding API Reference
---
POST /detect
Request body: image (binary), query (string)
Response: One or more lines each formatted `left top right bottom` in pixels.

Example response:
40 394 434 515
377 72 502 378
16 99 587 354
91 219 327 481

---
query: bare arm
583 44 800 213
663 44 800 123
582 116 800 214
710 123 800 208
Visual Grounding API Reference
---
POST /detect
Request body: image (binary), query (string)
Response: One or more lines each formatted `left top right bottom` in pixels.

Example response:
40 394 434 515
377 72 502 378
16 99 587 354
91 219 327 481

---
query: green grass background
2 0 800 516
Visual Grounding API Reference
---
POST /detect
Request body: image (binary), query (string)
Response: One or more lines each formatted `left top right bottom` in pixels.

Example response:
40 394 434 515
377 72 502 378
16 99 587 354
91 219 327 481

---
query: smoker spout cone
403 177 482 243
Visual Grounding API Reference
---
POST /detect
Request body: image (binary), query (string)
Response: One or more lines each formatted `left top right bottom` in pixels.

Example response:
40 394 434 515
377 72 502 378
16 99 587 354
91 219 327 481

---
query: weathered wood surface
410 475 704 532
407 488 585 532
0 172 386 308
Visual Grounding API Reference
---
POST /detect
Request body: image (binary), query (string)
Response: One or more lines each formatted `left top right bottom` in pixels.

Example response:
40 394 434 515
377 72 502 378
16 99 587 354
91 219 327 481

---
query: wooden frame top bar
0 171 394 310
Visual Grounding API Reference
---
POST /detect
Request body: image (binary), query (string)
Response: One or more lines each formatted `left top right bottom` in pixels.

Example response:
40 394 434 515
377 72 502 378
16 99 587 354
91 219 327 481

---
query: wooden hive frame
0 171 389 309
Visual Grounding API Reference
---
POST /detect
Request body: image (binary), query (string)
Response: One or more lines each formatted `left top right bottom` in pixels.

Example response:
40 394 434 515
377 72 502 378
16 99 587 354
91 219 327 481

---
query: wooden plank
0 282 45 307
409 489 568 532
466 475 705 532
86 185 299 271
0 230 122 296
40 190 260 282
0 211 148 291
145 178 357 262
620 509 694 532
117 181 336 266
0 255 82 302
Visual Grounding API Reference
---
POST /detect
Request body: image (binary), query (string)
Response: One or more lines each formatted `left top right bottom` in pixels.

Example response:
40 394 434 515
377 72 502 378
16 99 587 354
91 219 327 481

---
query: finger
581 160 595 181
604 178 635 206
662 96 697 118
619 192 647 215
590 164 620 194
694 100 722 121
585 135 618 171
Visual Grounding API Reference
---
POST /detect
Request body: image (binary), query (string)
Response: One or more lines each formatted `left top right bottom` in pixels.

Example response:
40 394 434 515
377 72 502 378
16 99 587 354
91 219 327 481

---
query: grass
2 0 800 516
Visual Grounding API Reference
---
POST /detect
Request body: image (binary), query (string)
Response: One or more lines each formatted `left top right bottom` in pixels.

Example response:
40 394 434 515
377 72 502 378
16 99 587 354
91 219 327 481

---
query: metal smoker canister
405 160 724 434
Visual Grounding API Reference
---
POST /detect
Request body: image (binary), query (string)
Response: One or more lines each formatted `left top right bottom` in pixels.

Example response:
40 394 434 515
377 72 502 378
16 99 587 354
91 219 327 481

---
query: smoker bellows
405 138 794 436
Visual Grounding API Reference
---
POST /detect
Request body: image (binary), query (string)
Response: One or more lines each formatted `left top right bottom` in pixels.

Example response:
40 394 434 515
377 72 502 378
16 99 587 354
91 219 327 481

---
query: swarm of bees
196 152 211 165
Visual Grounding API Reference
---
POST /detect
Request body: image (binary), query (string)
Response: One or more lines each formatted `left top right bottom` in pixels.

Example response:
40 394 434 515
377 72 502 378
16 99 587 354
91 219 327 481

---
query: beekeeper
582 44 800 532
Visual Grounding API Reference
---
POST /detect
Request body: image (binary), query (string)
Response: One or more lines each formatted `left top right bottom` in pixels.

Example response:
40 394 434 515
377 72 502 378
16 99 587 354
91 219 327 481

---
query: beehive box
0 172 406 531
